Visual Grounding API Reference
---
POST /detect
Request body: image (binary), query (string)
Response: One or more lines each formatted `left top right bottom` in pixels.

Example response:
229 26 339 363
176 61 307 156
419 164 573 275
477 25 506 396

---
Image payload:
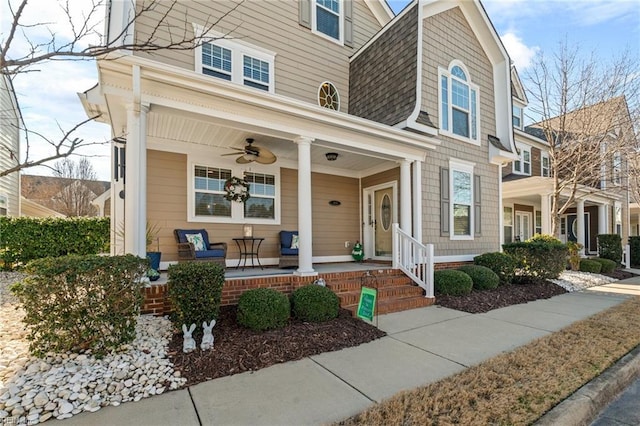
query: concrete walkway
60 278 640 426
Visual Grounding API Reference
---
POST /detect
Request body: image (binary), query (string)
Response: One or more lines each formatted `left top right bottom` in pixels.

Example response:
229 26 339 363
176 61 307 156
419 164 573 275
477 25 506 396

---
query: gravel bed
549 270 617 292
0 273 186 424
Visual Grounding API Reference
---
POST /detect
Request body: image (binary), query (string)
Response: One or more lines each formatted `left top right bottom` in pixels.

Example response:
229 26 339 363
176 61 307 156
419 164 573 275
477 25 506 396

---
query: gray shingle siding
349 4 418 125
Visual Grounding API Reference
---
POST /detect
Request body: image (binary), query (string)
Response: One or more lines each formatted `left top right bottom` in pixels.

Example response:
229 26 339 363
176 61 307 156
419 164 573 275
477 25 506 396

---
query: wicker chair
278 230 299 268
173 229 227 267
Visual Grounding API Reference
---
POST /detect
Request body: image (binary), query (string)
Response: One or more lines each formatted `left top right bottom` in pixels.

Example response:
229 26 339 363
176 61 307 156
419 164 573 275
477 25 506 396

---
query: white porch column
577 199 585 254
400 159 411 233
540 194 551 235
598 204 607 235
412 160 422 243
294 137 316 276
124 100 149 257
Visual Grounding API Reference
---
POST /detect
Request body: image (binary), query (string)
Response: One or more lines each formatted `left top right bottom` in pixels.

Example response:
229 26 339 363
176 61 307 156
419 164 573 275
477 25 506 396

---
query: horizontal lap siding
133 0 383 112
420 7 500 256
147 153 359 262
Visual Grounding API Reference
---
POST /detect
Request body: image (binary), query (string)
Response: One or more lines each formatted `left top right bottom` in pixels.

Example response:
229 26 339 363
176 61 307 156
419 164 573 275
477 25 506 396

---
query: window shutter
299 0 312 29
440 167 450 236
344 0 353 48
474 174 481 236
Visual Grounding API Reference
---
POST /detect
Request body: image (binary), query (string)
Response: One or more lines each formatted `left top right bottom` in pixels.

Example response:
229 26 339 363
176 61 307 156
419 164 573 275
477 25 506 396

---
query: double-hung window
541 153 550 177
503 206 513 243
513 105 523 129
195 27 276 93
451 161 474 239
190 161 280 224
439 62 480 144
314 0 342 42
0 194 7 216
514 145 531 175
612 152 622 185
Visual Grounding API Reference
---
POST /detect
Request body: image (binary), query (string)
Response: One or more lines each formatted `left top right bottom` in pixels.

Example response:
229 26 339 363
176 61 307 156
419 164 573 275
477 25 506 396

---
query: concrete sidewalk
61 280 639 426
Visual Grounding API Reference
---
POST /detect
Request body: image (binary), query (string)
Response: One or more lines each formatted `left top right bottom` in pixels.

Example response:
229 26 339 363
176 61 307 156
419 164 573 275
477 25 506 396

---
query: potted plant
146 223 162 273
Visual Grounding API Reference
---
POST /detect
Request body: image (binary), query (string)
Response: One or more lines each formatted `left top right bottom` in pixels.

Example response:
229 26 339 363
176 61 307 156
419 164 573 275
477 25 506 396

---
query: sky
3 0 639 181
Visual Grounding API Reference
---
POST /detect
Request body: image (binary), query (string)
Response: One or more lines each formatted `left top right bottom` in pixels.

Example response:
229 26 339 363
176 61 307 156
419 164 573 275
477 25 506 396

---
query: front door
363 183 396 260
515 211 532 242
566 213 590 252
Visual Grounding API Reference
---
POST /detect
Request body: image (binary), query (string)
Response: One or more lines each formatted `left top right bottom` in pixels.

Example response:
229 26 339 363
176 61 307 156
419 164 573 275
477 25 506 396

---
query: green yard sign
357 286 377 321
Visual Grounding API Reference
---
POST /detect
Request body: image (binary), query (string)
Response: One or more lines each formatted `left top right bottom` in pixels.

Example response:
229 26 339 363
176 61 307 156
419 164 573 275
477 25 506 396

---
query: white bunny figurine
200 319 216 351
182 323 196 353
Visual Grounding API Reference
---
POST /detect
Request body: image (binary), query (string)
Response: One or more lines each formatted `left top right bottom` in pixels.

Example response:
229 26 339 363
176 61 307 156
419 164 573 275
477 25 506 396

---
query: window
535 210 542 235
513 105 523 129
0 194 7 216
196 34 276 93
513 145 531 175
503 206 513 243
541 153 550 177
613 152 622 185
439 62 480 144
194 166 232 218
314 0 341 41
190 161 280 224
450 162 474 239
244 172 276 219
615 203 622 236
318 82 340 110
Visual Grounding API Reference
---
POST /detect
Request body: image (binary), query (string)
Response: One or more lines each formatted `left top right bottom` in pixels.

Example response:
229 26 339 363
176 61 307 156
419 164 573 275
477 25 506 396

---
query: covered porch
80 54 438 280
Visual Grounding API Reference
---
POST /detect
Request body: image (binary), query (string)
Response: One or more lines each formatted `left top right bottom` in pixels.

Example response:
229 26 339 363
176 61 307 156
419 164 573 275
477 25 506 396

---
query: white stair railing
392 223 434 298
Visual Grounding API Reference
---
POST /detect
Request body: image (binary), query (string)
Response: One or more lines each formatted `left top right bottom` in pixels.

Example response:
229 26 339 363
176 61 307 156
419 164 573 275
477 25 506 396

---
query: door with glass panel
515 211 532 242
363 183 396 260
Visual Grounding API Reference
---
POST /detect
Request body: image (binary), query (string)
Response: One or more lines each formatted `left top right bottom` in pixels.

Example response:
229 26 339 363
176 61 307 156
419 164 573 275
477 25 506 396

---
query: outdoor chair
174 229 227 267
278 230 299 268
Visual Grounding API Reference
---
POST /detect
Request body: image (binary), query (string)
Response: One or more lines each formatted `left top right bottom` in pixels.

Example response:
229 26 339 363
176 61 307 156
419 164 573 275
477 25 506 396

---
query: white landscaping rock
0 272 187 425
549 270 617 292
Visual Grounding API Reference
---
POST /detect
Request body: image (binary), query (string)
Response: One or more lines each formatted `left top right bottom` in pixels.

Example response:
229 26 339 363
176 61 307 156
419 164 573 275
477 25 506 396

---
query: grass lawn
338 296 640 425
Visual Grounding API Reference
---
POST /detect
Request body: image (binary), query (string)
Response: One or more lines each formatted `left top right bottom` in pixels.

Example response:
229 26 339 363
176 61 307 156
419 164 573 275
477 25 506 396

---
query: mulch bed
168 269 635 387
168 307 386 387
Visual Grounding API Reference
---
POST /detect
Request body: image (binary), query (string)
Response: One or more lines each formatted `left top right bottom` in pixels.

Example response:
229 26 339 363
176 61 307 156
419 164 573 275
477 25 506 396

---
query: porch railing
391 223 434 298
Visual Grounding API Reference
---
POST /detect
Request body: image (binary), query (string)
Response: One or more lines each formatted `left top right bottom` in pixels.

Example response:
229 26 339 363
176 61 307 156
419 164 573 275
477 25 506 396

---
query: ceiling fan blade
221 152 242 156
236 156 254 164
254 155 277 164
253 146 276 160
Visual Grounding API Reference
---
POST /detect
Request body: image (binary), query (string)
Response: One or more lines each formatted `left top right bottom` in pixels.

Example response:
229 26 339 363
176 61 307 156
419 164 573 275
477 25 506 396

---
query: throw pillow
290 234 299 250
186 233 206 251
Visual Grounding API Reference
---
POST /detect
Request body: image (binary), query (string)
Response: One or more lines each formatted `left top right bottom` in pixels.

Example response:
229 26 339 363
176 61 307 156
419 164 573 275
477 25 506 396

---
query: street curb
535 344 640 426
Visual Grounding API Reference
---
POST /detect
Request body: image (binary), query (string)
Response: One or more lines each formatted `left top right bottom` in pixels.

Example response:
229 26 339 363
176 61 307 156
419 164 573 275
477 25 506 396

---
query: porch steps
324 269 435 316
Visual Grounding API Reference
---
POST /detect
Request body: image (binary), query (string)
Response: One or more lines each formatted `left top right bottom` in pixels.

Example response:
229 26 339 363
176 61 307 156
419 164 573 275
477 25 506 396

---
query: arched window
439 61 479 143
318 82 340 110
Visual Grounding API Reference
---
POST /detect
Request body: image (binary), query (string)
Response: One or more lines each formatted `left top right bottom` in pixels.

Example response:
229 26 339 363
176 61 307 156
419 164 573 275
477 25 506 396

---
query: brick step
344 294 435 316
337 284 424 306
326 276 413 293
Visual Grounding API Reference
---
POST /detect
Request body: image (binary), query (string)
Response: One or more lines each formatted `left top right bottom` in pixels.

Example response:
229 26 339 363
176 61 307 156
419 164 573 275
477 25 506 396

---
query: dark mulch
168 306 386 387
602 269 635 280
435 280 568 314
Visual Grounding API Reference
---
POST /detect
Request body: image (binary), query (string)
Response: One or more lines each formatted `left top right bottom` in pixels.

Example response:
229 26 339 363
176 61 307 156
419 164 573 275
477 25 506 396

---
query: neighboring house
90 188 111 217
503 87 633 254
21 175 110 217
20 196 66 218
0 74 21 217
79 0 516 274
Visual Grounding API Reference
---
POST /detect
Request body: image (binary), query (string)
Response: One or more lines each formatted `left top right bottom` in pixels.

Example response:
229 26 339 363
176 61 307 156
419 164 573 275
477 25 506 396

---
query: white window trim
534 209 542 235
193 25 276 94
449 159 475 241
187 157 281 225
438 62 481 146
503 205 514 243
0 193 7 216
513 144 531 175
541 152 550 177
612 152 622 186
311 0 344 45
317 81 341 110
512 104 523 130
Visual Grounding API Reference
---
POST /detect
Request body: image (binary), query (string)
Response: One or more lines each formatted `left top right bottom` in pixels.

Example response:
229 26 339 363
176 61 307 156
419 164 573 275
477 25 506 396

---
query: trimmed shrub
592 258 617 274
10 254 146 357
291 285 339 322
237 288 290 331
167 262 225 331
597 234 622 264
458 265 499 290
579 259 602 274
434 270 473 296
503 238 568 283
473 252 516 285
0 217 110 270
630 236 640 267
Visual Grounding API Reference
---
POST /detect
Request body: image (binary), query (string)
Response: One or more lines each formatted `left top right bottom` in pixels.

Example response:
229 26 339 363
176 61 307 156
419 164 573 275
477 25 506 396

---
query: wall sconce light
325 152 339 161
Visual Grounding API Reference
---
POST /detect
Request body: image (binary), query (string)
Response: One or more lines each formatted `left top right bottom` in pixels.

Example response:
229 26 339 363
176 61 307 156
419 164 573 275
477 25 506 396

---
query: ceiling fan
221 138 277 164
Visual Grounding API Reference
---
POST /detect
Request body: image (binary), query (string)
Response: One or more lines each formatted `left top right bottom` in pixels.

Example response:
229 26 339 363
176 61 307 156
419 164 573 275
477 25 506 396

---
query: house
21 174 110 217
79 0 516 283
0 74 21 217
503 85 634 255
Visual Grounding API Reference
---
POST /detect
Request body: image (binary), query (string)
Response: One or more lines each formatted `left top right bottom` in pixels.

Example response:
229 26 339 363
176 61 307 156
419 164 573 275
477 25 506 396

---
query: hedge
597 234 622 264
629 236 640 267
434 270 473 296
0 217 110 270
473 252 516 285
503 237 568 283
579 259 602 274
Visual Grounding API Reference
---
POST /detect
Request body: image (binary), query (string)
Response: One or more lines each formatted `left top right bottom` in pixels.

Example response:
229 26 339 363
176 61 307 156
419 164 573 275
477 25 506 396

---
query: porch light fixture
325 152 338 161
